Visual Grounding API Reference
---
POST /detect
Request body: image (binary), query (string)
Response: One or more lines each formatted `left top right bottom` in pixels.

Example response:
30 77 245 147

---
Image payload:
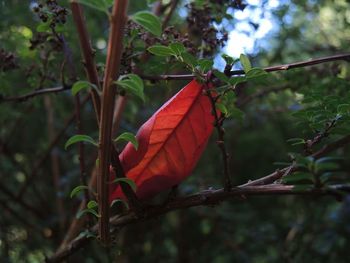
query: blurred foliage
0 0 350 262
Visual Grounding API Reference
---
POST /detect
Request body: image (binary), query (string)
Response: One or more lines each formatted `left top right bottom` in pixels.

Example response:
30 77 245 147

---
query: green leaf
76 0 110 13
114 132 138 150
87 200 98 209
198 59 213 72
71 81 97 96
70 185 89 199
287 138 306 146
221 54 235 65
216 103 228 116
64 135 98 150
76 208 100 219
213 70 229 83
78 230 97 239
246 68 267 79
228 76 246 86
110 199 129 209
147 45 175 57
132 11 162 37
337 104 350 114
228 77 245 86
282 172 314 184
239 54 252 73
230 107 245 121
109 178 137 192
36 23 50 32
169 42 186 55
115 74 145 102
180 52 198 67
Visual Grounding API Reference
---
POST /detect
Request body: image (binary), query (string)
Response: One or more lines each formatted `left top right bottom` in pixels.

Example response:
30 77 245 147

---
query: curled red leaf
110 79 214 201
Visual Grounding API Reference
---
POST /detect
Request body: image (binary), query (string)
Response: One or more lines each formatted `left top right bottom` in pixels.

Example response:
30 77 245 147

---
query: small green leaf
337 104 350 114
221 54 235 65
114 132 138 150
239 54 252 73
148 45 175 57
198 59 213 72
110 178 137 192
213 70 229 83
132 11 162 37
216 103 228 116
115 74 145 102
76 208 100 219
76 0 110 13
78 230 97 239
71 81 97 96
228 76 246 86
36 23 50 32
287 138 306 146
65 135 98 150
110 199 129 209
70 185 90 198
169 42 186 55
282 172 314 184
180 52 198 67
87 200 98 209
246 68 267 79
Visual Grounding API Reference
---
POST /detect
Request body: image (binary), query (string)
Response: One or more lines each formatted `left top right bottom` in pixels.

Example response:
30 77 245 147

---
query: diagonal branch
46 183 350 263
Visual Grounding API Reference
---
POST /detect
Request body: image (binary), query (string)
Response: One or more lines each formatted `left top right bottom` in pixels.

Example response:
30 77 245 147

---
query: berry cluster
32 0 68 28
186 3 228 56
0 49 19 72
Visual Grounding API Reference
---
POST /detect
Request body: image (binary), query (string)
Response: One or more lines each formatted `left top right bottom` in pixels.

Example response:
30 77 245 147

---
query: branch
3 54 348 103
242 133 350 187
206 87 232 190
46 183 350 262
110 146 143 214
17 95 90 199
98 0 129 244
140 53 350 81
162 0 180 29
0 85 71 103
70 1 101 122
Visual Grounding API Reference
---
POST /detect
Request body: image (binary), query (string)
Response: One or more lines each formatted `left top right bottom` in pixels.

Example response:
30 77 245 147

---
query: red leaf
110 79 214 202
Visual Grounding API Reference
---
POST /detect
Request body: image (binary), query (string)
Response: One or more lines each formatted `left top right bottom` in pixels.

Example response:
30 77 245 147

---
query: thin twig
206 87 232 190
70 1 101 122
0 183 43 219
242 134 350 187
140 53 350 81
3 53 349 103
0 85 71 103
17 95 90 199
162 0 180 29
110 145 143 214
